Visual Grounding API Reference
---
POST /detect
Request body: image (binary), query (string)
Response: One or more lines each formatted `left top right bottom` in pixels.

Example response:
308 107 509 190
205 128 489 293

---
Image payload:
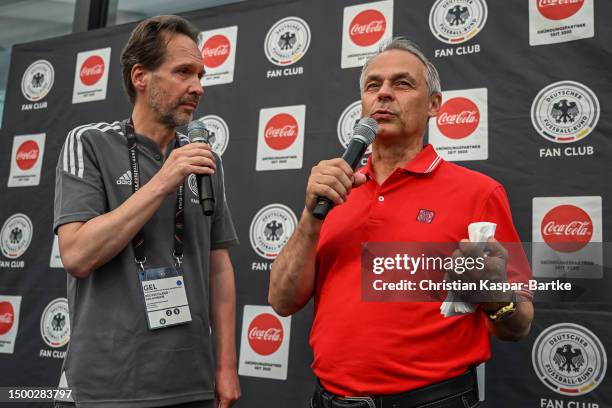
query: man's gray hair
359 37 441 95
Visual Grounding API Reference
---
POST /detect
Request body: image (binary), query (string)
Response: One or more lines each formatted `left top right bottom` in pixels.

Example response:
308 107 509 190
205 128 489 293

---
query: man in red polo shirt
269 38 533 408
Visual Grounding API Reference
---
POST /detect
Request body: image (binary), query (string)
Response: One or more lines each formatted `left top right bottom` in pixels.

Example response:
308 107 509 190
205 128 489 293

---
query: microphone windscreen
352 117 378 145
187 120 210 143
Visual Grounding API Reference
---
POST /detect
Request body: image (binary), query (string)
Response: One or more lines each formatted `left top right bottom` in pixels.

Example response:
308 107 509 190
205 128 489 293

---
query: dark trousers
310 392 478 408
310 370 480 408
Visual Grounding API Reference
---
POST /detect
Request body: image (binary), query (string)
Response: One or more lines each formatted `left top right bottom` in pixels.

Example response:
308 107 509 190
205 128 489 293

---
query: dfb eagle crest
553 344 585 373
52 312 66 332
446 5 470 26
9 227 22 245
551 99 579 124
264 220 283 242
32 72 45 88
278 32 297 50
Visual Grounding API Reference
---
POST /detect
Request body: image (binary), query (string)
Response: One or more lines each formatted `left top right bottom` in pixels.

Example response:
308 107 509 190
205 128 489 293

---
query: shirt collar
359 144 444 178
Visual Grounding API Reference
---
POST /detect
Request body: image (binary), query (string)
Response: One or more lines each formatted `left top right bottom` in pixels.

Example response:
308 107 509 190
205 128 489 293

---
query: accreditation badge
138 266 192 330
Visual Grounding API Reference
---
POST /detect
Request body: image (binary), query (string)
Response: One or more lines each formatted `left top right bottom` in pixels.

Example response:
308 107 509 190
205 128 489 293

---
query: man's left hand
448 237 513 313
214 368 241 408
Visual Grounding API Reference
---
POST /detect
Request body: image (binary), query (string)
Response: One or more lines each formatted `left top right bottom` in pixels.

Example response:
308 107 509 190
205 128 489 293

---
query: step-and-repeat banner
0 1 610 407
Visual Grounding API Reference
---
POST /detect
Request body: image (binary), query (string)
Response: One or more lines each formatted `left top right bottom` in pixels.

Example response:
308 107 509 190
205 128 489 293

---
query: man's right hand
270 157 367 316
152 143 216 195
305 158 367 214
57 143 218 279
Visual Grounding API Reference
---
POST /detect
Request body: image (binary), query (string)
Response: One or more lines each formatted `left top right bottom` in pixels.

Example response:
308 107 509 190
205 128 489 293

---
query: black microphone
312 117 378 220
187 121 215 216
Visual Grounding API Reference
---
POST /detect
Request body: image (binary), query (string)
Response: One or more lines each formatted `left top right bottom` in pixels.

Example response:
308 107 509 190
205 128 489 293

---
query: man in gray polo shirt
53 15 240 408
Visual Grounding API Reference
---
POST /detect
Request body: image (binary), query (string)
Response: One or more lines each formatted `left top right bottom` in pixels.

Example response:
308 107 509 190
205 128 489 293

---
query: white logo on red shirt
202 35 231 68
248 313 283 356
541 204 593 252
436 97 480 139
537 0 584 20
80 55 105 86
264 114 298 150
349 9 386 47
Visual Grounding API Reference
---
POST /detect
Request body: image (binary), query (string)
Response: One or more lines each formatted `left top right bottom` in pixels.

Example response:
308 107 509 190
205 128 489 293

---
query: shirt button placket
365 184 384 228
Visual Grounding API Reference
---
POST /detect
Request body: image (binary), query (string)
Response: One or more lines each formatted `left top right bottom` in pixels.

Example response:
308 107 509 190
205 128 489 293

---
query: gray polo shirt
53 120 238 408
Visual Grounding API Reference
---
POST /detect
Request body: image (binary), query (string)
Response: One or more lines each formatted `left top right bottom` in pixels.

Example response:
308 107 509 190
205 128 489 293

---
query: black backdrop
0 0 610 407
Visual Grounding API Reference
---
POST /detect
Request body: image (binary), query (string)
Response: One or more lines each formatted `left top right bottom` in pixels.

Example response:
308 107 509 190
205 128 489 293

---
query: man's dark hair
120 15 199 104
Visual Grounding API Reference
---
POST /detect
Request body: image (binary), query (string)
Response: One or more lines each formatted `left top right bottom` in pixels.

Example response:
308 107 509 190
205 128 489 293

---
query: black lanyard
125 119 185 271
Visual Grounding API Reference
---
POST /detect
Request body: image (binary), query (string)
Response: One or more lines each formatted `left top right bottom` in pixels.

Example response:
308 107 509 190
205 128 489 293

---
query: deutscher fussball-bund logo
264 17 311 66
21 60 54 102
40 298 71 348
1 213 33 259
532 322 607 396
531 80 600 143
197 115 229 156
429 0 488 44
337 101 373 156
250 204 297 260
337 101 362 149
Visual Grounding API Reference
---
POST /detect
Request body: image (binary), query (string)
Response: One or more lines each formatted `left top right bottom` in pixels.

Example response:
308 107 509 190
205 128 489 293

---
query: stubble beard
148 77 191 128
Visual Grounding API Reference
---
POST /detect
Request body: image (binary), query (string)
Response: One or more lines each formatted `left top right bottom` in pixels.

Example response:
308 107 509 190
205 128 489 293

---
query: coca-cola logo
349 9 386 47
436 97 480 139
201 35 231 69
541 204 593 252
0 302 15 335
16 140 39 170
537 0 584 20
247 313 283 356
264 113 298 150
80 55 105 86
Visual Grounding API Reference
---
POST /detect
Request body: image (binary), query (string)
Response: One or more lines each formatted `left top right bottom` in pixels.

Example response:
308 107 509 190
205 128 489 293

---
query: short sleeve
478 185 533 301
53 126 107 234
210 153 239 249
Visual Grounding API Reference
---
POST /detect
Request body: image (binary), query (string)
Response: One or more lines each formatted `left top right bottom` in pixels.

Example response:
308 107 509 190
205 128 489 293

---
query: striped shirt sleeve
53 123 111 233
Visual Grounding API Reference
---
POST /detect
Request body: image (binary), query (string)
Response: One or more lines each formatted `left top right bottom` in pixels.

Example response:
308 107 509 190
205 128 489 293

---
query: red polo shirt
310 144 531 396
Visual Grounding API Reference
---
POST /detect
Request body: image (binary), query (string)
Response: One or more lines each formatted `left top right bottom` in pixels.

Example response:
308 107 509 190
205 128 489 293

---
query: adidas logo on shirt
116 170 132 185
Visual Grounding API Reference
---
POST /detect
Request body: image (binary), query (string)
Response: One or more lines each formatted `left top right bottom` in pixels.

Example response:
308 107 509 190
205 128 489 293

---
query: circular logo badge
40 298 70 348
264 16 311 66
538 0 585 20
197 115 229 156
541 205 593 253
532 323 607 396
80 55 105 86
0 214 33 259
264 113 299 150
349 9 387 47
436 97 480 139
337 101 373 155
15 140 40 171
248 313 283 356
429 0 488 44
202 35 231 69
21 60 54 102
0 302 15 335
250 204 297 259
531 81 599 143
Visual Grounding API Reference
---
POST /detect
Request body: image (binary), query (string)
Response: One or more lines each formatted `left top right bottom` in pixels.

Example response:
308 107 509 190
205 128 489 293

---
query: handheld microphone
312 117 378 220
187 121 215 216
